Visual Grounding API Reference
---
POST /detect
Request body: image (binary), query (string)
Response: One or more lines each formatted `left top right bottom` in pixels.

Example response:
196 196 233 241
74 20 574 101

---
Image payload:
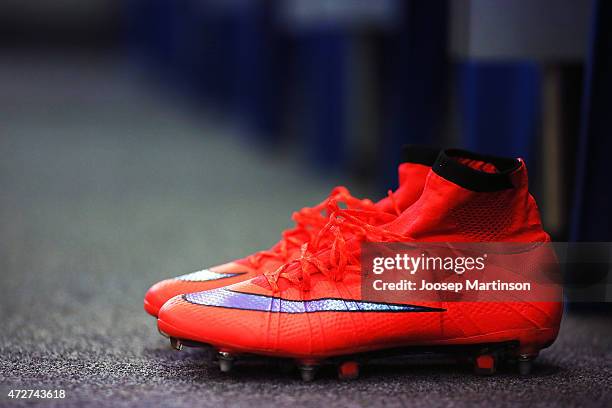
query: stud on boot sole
518 355 533 376
218 351 235 373
298 364 318 382
338 361 359 380
169 337 183 351
474 354 496 375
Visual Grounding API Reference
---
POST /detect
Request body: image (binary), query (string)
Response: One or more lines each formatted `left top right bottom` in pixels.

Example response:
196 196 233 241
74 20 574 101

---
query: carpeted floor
0 54 610 408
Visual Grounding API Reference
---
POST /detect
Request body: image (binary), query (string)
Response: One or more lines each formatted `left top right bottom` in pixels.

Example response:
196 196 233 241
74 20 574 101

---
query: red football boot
144 146 440 316
158 149 562 379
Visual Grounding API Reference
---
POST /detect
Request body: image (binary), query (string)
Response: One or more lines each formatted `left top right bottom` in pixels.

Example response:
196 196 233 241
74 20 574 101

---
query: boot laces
246 187 383 269
264 199 408 292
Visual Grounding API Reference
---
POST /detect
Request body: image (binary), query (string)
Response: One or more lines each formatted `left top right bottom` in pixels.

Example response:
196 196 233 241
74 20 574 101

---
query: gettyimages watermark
361 242 612 303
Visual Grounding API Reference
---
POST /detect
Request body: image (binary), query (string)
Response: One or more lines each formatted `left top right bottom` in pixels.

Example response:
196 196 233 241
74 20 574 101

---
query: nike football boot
144 146 440 317
158 149 562 379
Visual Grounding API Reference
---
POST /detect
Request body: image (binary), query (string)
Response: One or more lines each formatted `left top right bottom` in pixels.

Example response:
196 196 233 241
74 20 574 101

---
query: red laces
264 199 409 292
246 187 380 269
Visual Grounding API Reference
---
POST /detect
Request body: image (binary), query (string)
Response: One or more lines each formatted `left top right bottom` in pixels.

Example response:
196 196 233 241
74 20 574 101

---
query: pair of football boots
145 146 562 380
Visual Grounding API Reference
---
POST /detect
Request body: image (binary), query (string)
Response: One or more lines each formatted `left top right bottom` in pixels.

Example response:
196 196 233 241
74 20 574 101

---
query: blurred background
1 0 608 241
1 1 611 403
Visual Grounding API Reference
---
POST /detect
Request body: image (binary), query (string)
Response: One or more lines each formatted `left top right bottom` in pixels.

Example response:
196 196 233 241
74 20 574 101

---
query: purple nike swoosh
183 288 445 313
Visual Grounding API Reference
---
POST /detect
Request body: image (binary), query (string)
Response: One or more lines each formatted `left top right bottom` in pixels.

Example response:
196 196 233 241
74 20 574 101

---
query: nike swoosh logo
176 269 244 282
184 288 445 313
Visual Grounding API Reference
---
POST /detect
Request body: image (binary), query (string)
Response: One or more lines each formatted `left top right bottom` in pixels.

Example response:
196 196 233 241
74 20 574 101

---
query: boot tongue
453 157 499 174
375 145 440 214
